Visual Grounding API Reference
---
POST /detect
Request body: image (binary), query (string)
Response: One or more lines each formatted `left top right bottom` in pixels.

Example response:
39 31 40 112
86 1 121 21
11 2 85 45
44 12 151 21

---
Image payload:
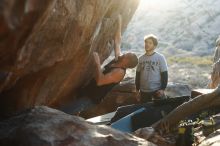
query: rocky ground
168 63 212 89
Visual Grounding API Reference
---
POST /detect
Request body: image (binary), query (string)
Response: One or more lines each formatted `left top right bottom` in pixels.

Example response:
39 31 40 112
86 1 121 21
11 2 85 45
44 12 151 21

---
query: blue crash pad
110 108 145 133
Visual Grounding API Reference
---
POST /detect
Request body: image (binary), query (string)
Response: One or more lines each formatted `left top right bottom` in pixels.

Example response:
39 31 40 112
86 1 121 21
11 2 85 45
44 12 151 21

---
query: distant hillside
122 0 220 57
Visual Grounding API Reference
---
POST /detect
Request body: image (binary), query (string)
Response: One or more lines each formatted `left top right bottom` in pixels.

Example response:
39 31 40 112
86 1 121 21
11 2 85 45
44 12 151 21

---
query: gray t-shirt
136 52 168 92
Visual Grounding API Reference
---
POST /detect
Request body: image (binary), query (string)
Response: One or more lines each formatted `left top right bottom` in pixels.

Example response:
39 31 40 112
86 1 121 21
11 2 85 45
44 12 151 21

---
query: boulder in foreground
0 106 156 146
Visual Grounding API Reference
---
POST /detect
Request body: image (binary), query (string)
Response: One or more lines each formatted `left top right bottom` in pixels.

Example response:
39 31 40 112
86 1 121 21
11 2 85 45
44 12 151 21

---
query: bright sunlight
139 0 181 10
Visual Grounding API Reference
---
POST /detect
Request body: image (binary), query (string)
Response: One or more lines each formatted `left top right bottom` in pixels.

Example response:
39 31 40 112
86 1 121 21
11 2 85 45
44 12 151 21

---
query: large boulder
0 0 140 117
0 106 156 146
165 82 191 98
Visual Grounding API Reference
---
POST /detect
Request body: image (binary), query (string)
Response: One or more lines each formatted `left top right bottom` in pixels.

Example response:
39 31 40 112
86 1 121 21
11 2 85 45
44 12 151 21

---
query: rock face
208 36 220 89
0 106 156 146
0 0 140 117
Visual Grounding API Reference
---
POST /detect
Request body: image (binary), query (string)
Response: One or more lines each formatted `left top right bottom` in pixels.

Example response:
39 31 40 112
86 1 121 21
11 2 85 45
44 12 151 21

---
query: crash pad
110 108 145 133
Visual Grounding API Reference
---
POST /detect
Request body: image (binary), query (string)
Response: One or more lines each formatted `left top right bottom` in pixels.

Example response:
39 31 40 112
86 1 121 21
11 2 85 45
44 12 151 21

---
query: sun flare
139 0 180 10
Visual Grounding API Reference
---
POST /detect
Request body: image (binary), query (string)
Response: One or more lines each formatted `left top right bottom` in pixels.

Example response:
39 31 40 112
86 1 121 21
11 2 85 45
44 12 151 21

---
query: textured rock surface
198 130 220 146
165 82 191 98
0 106 156 146
209 38 220 89
195 113 220 146
0 0 139 117
134 127 175 146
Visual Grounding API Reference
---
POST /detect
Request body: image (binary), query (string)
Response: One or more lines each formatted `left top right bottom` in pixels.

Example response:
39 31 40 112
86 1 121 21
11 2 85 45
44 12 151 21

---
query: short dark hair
125 53 138 68
144 34 158 46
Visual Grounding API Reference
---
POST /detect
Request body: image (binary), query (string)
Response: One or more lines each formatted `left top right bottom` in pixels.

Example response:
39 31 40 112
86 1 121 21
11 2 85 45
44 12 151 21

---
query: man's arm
161 71 168 90
135 71 141 102
135 58 141 91
159 54 168 90
135 71 140 91
93 52 125 86
155 71 168 97
96 69 125 86
156 55 168 97
114 15 122 60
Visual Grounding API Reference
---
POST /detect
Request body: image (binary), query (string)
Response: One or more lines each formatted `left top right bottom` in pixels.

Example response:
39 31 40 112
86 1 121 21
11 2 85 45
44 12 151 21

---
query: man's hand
114 56 119 61
114 55 123 62
155 90 165 98
135 91 141 102
93 52 100 65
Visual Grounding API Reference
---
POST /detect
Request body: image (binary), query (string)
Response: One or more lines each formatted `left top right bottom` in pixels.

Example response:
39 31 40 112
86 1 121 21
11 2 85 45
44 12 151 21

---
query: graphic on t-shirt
137 52 168 92
140 61 159 71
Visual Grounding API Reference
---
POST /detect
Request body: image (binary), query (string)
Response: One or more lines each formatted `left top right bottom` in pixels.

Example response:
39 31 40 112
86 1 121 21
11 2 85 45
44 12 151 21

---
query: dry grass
167 56 213 66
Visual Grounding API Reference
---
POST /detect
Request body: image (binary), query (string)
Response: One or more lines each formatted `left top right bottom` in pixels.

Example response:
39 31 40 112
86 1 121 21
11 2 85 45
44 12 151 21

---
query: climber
60 15 138 115
79 14 138 104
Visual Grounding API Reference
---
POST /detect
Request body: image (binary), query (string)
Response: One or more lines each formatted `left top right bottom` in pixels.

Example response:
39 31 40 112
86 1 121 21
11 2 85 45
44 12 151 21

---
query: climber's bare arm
93 52 125 86
114 15 122 60
95 68 125 86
